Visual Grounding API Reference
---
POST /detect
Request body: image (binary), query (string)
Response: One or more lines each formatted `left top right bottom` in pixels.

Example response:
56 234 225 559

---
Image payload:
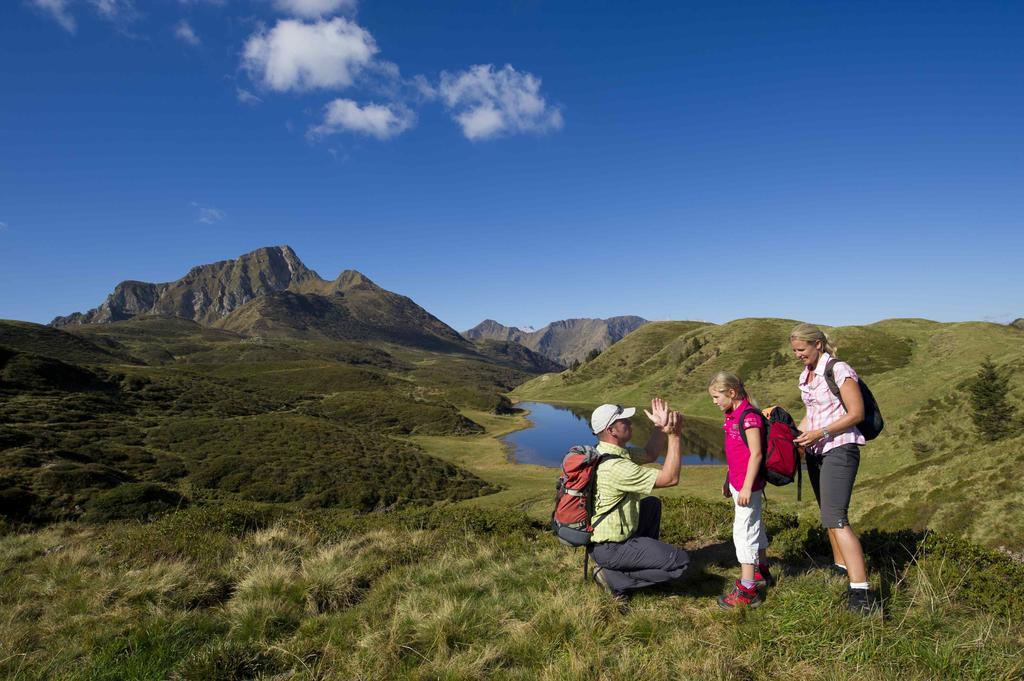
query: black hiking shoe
593 567 628 610
847 587 879 615
829 564 848 578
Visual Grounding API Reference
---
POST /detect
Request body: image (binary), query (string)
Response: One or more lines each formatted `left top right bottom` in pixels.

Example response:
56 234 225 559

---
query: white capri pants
729 484 769 565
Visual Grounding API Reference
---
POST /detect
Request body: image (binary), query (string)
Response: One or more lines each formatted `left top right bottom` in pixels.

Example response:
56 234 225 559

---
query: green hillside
3 315 1024 678
513 318 1024 550
0 318 139 365
0 319 541 524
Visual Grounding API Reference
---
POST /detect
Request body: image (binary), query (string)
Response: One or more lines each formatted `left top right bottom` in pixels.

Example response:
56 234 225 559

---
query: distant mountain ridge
463 316 649 366
45 246 567 371
50 246 477 353
52 246 318 327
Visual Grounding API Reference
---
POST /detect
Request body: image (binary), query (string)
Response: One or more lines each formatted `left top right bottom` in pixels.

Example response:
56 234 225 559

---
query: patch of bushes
191 448 494 512
0 425 32 450
153 415 495 512
86 482 188 522
0 351 113 392
36 461 130 495
919 532 1024 617
0 484 38 521
0 448 43 468
311 390 483 435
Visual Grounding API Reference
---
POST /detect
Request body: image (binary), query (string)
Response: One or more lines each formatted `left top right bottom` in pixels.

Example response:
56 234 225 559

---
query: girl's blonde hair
789 323 838 356
708 372 749 400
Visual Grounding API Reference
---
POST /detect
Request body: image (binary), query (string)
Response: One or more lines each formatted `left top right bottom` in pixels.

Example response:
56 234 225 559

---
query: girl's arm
737 426 762 506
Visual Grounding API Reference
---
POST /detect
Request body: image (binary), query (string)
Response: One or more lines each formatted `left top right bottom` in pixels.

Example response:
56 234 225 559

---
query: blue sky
1 0 1022 332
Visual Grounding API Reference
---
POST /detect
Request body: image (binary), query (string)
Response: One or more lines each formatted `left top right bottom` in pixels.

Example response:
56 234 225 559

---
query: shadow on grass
654 540 734 599
774 525 940 617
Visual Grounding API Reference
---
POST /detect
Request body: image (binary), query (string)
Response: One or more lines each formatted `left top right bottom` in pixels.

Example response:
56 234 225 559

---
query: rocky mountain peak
52 245 322 327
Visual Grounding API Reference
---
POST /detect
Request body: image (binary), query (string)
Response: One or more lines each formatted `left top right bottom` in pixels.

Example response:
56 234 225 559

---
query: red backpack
735 406 803 500
551 445 629 580
550 445 626 547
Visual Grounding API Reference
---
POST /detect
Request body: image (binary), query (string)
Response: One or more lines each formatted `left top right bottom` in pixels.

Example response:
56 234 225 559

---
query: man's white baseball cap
590 404 636 434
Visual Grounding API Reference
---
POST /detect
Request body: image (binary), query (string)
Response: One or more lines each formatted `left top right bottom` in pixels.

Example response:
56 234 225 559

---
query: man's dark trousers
589 497 689 595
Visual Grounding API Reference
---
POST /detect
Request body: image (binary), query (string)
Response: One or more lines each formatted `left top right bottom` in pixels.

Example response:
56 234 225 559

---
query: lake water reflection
504 402 725 468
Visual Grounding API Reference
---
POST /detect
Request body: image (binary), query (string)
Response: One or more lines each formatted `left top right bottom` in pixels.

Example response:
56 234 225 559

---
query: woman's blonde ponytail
789 323 837 356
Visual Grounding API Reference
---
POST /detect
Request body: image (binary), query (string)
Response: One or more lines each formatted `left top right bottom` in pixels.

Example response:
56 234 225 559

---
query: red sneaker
717 580 762 609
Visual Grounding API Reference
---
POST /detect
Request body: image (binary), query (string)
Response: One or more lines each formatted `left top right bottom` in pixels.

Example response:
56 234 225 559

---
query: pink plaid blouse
798 352 866 455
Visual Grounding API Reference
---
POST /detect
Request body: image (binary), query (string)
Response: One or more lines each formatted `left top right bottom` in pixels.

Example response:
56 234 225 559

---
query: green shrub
86 483 188 522
0 484 38 520
36 461 130 495
920 532 1024 617
312 390 484 435
0 352 112 392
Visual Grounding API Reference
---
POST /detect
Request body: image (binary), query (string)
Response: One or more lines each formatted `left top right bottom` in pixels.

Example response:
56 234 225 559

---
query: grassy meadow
514 318 1024 551
2 316 1024 679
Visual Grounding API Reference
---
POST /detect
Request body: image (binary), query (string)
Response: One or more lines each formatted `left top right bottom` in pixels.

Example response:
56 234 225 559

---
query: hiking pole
583 547 590 581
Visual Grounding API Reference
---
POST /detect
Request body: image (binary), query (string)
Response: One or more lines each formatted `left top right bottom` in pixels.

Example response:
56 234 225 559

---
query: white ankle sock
834 563 847 569
849 581 869 590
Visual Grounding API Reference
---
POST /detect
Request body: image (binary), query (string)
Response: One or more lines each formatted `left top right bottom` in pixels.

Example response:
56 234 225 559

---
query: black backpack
824 359 884 440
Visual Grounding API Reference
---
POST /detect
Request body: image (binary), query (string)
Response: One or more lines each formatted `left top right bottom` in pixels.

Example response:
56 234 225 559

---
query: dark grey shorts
806 444 860 529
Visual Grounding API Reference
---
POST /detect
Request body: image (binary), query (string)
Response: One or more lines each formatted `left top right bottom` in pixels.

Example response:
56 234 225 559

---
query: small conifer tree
967 357 1018 441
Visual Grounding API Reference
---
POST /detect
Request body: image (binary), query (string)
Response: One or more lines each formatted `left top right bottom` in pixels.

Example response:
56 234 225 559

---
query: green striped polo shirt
590 441 659 543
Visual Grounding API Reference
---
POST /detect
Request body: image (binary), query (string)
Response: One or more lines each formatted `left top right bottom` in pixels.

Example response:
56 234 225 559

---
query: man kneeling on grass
588 398 690 600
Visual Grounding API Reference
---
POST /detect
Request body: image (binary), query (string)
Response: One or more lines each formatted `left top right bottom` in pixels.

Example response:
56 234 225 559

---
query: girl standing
708 372 772 608
790 323 875 614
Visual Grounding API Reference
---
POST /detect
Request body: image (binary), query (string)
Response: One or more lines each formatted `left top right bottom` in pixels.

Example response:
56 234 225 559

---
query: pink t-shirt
798 352 867 454
722 398 766 491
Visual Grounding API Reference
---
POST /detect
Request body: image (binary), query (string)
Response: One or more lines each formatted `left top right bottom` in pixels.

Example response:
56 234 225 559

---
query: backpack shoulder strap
736 408 765 450
824 358 854 414
823 358 841 396
589 453 629 530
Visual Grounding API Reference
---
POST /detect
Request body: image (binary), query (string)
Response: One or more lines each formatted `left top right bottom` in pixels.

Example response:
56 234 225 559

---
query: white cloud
88 0 134 20
309 98 414 139
31 0 77 33
190 202 226 224
236 87 262 105
439 64 563 140
31 0 139 33
242 18 377 92
411 74 437 101
174 20 200 45
273 0 357 18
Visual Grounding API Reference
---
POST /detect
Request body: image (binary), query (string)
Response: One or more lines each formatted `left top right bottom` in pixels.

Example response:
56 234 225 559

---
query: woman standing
790 323 876 614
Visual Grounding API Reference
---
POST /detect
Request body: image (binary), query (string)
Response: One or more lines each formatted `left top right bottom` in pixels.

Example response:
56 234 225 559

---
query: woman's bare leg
832 526 867 583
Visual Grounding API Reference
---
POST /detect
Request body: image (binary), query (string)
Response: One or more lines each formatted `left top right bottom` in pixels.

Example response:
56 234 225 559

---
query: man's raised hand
661 410 683 435
644 397 669 428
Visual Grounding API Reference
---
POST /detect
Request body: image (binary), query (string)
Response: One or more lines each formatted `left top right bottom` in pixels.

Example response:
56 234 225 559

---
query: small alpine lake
504 402 726 468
